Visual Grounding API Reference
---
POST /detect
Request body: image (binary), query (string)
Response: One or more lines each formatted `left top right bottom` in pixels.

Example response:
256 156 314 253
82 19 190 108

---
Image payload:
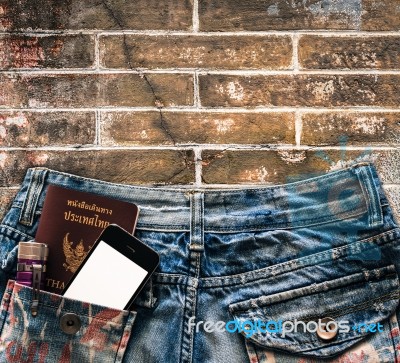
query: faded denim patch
0 280 136 363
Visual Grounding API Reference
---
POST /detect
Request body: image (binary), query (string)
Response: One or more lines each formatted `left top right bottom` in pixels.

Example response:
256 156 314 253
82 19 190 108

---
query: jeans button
316 317 338 341
60 313 81 335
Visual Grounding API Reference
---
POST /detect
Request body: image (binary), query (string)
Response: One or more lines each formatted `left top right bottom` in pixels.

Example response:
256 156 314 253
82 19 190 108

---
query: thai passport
35 185 139 294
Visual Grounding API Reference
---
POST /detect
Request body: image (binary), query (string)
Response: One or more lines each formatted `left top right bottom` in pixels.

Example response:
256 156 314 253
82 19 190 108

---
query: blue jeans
0 163 399 362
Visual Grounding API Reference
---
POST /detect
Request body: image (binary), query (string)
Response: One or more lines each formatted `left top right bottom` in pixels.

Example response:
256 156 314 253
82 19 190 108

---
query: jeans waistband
13 163 386 233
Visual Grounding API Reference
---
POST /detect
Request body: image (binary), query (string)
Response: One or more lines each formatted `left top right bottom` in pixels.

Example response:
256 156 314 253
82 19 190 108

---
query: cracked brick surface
0 74 194 108
202 150 400 184
0 0 399 221
301 113 400 146
199 75 400 107
100 112 296 146
0 0 193 30
299 36 400 70
0 35 95 69
0 111 95 147
100 35 293 70
0 150 195 186
199 0 363 31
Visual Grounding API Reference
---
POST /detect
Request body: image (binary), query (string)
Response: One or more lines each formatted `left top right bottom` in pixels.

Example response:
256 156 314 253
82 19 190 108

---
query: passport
35 185 139 294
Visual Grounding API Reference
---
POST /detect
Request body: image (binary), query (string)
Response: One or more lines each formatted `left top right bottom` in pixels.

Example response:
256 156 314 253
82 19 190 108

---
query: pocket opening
229 265 400 359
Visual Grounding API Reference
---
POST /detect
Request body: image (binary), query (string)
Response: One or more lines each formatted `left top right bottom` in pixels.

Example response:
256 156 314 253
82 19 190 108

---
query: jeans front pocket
0 280 136 363
229 265 400 362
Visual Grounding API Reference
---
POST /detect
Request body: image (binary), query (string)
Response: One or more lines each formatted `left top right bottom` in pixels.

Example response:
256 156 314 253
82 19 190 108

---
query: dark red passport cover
35 185 139 294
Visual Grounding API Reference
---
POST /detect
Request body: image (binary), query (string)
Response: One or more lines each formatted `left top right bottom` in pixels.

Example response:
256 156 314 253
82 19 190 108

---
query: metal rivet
60 313 81 335
316 317 338 341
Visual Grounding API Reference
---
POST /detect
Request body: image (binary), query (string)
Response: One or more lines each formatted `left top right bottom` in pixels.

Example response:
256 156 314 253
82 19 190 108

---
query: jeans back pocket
0 280 136 363
229 265 400 362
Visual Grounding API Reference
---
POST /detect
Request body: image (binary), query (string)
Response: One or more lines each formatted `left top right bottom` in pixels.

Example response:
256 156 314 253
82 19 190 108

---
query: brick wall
0 0 399 219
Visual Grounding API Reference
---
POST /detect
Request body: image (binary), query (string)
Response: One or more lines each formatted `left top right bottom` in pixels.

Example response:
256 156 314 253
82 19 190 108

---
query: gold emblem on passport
63 233 90 273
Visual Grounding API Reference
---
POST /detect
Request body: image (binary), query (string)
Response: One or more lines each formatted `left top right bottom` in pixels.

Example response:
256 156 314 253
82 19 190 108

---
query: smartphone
62 224 159 310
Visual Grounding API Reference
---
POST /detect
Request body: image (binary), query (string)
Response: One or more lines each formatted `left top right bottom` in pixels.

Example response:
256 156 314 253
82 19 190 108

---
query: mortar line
97 30 400 37
2 183 399 189
1 107 400 112
197 69 400 75
3 30 400 36
94 34 100 70
95 110 101 145
0 146 199 151
3 69 400 75
194 147 202 187
193 0 199 32
195 145 400 151
295 111 302 147
1 145 398 151
292 33 299 72
181 182 400 189
193 71 201 107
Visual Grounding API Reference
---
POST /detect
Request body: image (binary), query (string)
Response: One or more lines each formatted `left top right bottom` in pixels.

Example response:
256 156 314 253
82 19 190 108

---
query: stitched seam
388 314 400 362
36 164 368 194
300 290 400 322
366 165 384 225
19 170 47 226
18 165 373 219
202 207 368 232
0 225 34 240
114 312 136 363
356 167 373 226
12 296 129 322
200 229 400 287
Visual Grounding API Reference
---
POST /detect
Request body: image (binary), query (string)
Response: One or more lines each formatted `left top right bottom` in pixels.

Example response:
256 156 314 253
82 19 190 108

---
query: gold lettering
64 211 71 220
63 210 112 229
46 279 65 290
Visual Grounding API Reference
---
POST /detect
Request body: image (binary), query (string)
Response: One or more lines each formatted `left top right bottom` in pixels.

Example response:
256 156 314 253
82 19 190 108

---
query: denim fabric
0 163 399 362
0 280 136 362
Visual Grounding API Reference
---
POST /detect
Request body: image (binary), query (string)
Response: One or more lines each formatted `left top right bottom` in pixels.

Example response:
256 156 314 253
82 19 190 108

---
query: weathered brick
0 188 17 221
0 112 95 147
0 150 195 186
299 36 400 70
199 0 361 31
101 112 295 146
202 149 400 184
301 112 400 146
384 185 400 223
0 35 94 69
199 75 400 107
362 0 400 30
100 35 292 70
0 0 192 31
0 74 193 108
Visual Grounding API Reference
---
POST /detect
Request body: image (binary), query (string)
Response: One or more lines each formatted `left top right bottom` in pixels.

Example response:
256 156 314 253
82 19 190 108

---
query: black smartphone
62 224 159 310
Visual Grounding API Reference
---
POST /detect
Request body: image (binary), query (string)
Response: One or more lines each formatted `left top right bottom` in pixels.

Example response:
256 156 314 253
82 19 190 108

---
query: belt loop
19 168 48 226
352 164 383 227
189 192 204 252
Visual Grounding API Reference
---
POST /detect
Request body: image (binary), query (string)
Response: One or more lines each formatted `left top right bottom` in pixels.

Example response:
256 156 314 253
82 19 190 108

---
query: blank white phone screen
63 240 148 310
